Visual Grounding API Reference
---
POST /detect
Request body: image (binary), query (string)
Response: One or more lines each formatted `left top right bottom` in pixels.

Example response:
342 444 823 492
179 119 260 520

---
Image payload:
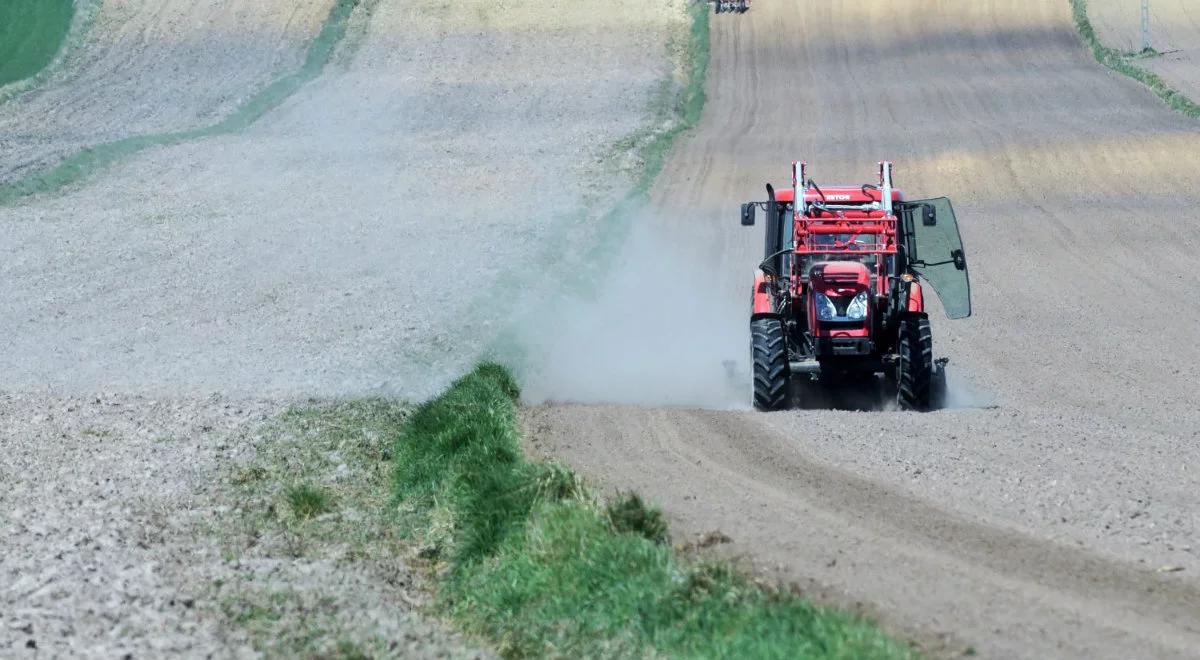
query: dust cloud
512 216 994 412
516 220 750 410
942 370 997 410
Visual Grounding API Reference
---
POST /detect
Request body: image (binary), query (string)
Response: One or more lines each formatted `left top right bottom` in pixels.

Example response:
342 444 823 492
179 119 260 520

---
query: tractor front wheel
897 316 934 411
751 317 791 410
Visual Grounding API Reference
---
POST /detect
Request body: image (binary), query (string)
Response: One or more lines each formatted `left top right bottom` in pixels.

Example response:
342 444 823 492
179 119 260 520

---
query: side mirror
951 248 966 270
922 204 937 226
741 203 756 226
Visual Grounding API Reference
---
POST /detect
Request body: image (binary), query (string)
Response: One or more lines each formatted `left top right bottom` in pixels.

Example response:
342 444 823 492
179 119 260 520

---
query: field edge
1070 0 1200 119
389 362 917 658
0 0 362 205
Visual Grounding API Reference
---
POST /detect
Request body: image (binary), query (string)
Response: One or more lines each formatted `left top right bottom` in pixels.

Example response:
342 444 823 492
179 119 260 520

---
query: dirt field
0 0 336 184
2 0 687 654
1 0 686 399
0 394 492 657
525 1 1200 658
1090 0 1200 103
8 0 1200 656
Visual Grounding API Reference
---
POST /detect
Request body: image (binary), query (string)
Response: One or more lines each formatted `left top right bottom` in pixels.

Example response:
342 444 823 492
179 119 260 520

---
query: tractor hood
809 261 871 296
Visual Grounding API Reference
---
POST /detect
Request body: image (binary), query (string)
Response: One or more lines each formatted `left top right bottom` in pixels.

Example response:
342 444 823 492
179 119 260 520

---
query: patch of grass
335 640 372 660
286 484 333 520
1125 46 1160 60
211 400 441 658
232 603 283 627
394 362 534 564
395 363 913 658
231 465 269 486
606 491 669 544
1070 0 1200 119
0 0 74 86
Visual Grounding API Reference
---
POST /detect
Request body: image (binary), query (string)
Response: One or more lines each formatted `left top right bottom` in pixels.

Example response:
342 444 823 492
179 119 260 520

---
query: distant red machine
714 1 750 15
740 162 972 410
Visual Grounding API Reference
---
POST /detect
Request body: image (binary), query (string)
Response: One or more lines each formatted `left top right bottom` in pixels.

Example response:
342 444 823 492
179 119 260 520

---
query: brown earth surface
1 394 489 658
1 0 686 399
1090 0 1200 103
524 1 1200 658
2 0 686 654
0 0 336 184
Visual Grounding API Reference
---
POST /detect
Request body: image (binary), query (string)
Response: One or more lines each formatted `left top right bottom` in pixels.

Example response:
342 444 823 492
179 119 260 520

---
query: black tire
931 364 948 410
739 0 748 12
751 317 791 410
897 316 933 411
714 2 722 14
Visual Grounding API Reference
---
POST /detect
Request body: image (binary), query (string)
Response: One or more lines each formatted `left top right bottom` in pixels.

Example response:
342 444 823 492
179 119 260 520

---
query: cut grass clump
606 491 669 545
212 400 438 658
1070 0 1200 119
231 465 269 486
287 484 333 520
394 363 913 658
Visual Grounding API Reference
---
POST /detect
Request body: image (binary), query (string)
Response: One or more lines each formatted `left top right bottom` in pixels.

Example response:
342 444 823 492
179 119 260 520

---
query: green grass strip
0 0 74 86
1070 0 1200 119
394 364 914 659
0 0 360 206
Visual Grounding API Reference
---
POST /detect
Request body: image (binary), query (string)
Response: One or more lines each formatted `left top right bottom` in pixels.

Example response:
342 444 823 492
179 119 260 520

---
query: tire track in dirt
528 1 1200 657
524 405 1200 658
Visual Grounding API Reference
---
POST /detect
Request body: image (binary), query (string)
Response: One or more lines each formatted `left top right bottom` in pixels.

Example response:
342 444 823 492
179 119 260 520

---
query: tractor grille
823 273 860 284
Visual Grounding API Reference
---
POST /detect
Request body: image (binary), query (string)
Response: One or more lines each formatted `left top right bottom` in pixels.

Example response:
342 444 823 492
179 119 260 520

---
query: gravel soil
2 0 688 401
2 0 688 655
0 394 486 657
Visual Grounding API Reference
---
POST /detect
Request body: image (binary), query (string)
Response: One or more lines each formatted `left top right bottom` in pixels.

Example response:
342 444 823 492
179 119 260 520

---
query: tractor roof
773 187 904 205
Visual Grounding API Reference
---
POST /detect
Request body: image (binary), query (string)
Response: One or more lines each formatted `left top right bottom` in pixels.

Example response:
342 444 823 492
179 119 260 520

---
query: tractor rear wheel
931 362 948 410
751 317 791 410
897 316 933 411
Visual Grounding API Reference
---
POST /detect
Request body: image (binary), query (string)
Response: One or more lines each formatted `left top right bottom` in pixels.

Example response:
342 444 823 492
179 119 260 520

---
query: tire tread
751 318 790 410
897 316 934 411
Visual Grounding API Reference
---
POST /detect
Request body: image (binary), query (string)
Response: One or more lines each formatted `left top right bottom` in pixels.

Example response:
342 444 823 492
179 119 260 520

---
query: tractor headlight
846 291 869 320
816 293 837 321
815 291 869 321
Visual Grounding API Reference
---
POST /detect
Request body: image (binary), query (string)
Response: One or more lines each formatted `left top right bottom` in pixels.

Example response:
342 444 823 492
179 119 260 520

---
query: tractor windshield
899 197 972 319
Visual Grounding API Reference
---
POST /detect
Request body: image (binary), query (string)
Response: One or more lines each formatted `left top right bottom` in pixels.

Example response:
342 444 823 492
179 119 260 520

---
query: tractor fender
751 270 775 318
907 281 925 313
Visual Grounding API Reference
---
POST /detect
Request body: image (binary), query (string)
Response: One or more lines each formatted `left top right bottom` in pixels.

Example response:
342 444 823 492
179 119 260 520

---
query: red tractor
740 162 972 411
